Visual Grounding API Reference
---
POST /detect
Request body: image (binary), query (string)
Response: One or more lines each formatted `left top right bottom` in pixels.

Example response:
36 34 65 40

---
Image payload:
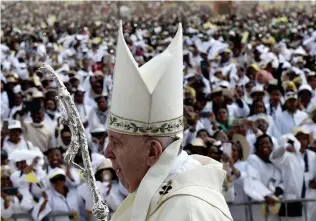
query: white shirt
88 108 108 133
275 110 309 135
8 105 22 121
46 166 81 189
3 138 36 157
270 136 305 200
75 103 92 125
1 91 9 121
1 188 34 221
32 188 82 221
10 169 47 200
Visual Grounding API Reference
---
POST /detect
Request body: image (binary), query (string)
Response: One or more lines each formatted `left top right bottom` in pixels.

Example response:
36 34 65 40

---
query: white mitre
107 21 183 136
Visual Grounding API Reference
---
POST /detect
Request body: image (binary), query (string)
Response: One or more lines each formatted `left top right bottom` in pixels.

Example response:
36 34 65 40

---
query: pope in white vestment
101 22 232 221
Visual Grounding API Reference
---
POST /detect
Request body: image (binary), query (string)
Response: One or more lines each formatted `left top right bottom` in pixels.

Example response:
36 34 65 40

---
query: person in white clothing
247 114 279 153
245 134 283 221
265 81 283 120
249 99 281 138
275 92 309 135
9 149 46 202
44 148 81 188
1 165 34 221
270 133 306 221
2 120 40 159
88 94 108 133
73 87 92 129
224 141 252 221
32 168 82 221
1 75 9 121
292 128 316 221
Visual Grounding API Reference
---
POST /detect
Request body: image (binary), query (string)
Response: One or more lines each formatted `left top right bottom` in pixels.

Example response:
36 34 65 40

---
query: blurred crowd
1 1 316 221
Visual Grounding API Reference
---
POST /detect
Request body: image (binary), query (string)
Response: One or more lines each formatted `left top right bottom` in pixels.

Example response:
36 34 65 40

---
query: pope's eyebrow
109 135 122 143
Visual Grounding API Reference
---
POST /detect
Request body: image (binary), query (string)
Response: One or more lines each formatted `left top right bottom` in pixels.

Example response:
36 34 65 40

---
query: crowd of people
1 1 316 221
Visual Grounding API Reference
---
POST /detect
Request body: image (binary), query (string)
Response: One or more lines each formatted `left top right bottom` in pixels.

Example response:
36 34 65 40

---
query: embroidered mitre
107 22 183 136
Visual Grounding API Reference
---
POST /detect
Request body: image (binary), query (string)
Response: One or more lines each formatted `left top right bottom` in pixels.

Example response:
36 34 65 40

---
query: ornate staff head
37 64 109 220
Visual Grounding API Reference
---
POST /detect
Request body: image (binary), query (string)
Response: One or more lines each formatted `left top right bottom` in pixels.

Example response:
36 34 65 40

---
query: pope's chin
116 169 132 192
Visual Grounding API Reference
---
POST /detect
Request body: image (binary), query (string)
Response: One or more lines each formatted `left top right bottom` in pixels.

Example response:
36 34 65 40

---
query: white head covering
107 22 183 136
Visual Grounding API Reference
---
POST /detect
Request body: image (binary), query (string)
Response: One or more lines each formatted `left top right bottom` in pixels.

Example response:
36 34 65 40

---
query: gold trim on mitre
107 112 183 136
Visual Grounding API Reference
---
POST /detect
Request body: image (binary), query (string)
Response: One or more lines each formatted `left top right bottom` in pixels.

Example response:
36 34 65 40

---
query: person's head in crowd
91 124 107 145
59 125 72 149
215 107 229 124
8 120 22 144
214 69 223 81
197 129 211 143
235 84 244 98
194 93 207 112
284 92 298 113
207 140 222 162
45 89 58 100
91 81 103 95
1 166 13 188
219 49 231 63
95 158 117 183
213 130 229 143
293 127 311 154
74 87 85 104
298 85 313 108
211 87 225 105
1 151 8 166
46 148 63 169
70 76 80 89
44 97 58 113
250 86 265 102
13 92 23 107
83 57 92 71
192 77 206 94
245 80 255 94
246 64 260 80
16 159 28 172
49 168 67 194
267 80 282 105
254 116 269 133
237 66 245 79
190 138 207 156
95 94 108 112
250 99 267 116
231 119 247 136
231 141 243 163
183 86 196 105
255 134 273 162
186 112 198 128
307 72 316 90
102 64 112 76
31 108 44 124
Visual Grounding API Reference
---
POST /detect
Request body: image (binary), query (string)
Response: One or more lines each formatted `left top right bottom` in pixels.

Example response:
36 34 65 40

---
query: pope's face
105 131 150 193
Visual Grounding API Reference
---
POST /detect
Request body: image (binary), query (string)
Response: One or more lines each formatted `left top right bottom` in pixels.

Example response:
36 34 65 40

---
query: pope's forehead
108 130 145 142
108 130 128 140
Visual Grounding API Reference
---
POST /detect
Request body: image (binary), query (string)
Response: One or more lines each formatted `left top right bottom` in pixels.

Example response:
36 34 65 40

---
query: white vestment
110 141 233 221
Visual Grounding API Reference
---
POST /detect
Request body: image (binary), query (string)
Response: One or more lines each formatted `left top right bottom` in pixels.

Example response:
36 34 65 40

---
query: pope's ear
146 140 163 167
